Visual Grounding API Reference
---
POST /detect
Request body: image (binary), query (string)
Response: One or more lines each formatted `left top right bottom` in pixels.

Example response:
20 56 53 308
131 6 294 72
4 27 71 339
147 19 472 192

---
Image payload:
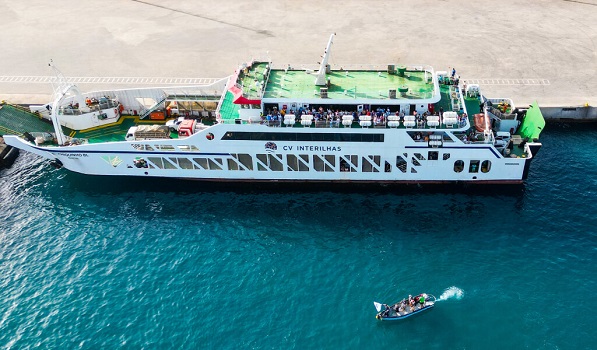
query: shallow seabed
1 124 596 349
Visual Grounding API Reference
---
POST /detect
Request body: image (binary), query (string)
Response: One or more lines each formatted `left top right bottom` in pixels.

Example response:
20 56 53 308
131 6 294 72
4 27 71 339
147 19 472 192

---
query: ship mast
315 33 335 86
48 60 85 145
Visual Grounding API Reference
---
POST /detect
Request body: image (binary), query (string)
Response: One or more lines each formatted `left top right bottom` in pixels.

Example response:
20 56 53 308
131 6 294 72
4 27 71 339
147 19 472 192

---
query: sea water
0 123 596 349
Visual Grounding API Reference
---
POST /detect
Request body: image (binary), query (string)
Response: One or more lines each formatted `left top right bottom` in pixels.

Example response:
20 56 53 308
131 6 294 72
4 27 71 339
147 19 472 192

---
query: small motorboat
374 293 436 321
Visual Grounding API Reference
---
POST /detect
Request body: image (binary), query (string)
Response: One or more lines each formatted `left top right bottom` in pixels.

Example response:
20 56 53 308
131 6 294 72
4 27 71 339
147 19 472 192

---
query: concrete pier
0 0 595 119
0 136 19 169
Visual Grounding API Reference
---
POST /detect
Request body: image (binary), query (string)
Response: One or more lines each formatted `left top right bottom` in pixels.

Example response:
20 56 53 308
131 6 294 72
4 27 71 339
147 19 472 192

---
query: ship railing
58 99 120 116
270 63 434 73
255 118 469 130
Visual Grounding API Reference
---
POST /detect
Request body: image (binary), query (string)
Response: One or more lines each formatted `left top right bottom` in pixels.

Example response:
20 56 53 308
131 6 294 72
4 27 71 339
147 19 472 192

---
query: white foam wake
437 286 464 301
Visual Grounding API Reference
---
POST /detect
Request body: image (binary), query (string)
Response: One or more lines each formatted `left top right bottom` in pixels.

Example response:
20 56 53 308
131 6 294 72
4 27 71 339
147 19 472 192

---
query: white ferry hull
4 124 535 184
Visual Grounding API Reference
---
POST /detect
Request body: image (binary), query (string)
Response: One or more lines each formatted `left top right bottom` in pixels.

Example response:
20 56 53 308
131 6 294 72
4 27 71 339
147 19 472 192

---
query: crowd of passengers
262 106 467 127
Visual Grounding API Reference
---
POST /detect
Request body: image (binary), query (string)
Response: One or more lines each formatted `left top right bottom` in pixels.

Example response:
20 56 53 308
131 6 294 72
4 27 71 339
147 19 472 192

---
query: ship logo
265 142 277 153
101 155 123 167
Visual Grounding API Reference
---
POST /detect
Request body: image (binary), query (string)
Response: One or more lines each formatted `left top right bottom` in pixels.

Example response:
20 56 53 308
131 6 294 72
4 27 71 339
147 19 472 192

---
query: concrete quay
0 136 19 169
0 0 595 120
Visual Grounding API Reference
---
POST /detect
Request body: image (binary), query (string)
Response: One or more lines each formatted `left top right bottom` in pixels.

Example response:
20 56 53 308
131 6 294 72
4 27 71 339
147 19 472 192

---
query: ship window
362 156 380 172
163 158 177 169
227 158 239 171
311 133 324 141
206 133 214 140
396 156 407 173
313 155 325 172
234 153 253 170
411 167 417 173
220 131 384 142
148 157 164 169
131 144 143 151
369 155 381 166
257 154 268 171
324 155 336 171
428 151 439 160
481 160 491 173
156 145 175 151
178 145 198 152
256 154 283 171
414 153 426 161
443 153 451 160
145 145 154 151
193 158 208 169
342 155 358 172
340 158 349 172
298 154 310 171
270 154 283 171
287 154 299 171
454 160 464 173
469 160 480 173
208 158 222 170
177 158 194 169
411 157 421 166
385 161 391 172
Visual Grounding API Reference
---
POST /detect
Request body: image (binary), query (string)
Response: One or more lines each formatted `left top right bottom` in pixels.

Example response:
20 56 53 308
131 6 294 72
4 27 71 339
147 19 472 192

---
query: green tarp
518 101 545 140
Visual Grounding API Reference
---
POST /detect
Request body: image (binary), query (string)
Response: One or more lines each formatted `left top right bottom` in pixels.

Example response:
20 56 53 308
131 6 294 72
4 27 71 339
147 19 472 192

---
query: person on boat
399 300 406 313
381 304 390 317
419 294 426 307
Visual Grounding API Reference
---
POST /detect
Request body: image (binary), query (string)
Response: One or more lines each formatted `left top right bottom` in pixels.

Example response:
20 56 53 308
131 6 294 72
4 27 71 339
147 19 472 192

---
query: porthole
454 160 464 173
206 133 214 140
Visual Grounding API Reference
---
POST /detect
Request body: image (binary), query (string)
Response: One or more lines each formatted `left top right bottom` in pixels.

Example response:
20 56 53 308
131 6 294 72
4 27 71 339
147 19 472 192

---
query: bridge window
481 160 492 173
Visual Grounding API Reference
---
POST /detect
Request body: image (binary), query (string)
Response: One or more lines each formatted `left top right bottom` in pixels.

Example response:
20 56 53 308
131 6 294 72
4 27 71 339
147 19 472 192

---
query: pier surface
0 0 595 116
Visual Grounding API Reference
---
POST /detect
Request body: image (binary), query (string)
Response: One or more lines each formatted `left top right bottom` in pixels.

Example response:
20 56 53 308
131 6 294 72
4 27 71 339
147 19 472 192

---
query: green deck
69 116 175 144
263 69 434 100
238 62 435 101
218 91 241 121
0 104 56 136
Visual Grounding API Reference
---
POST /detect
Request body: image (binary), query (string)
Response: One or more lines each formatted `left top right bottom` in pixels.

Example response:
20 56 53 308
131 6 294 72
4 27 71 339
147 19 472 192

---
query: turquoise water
1 124 596 349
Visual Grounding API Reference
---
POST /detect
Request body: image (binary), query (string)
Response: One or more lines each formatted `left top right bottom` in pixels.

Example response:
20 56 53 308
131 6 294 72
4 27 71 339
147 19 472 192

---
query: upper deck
237 62 439 103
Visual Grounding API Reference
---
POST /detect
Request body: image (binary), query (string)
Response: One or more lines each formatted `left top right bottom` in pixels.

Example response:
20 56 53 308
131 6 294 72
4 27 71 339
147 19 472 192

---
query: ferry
4 34 545 184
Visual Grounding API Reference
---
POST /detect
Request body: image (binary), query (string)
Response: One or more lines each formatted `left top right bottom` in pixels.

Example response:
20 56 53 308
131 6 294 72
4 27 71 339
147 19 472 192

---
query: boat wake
437 286 464 301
